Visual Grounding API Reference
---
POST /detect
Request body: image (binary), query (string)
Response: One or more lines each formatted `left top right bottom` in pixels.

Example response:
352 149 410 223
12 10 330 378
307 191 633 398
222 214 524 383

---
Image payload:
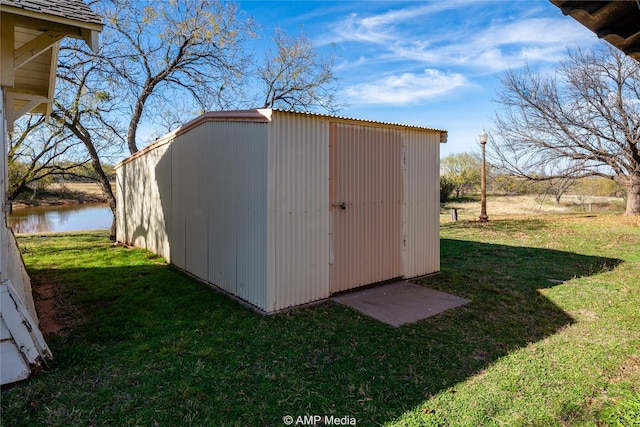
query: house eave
550 0 640 62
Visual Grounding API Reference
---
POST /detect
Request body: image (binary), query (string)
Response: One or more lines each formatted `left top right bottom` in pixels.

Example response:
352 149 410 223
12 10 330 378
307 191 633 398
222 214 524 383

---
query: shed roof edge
115 109 272 168
116 108 446 168
272 108 447 133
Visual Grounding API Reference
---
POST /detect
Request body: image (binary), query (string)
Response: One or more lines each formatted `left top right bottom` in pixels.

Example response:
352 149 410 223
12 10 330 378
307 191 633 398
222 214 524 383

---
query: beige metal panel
205 123 235 294
115 109 442 314
118 159 140 246
183 128 209 281
115 165 126 242
152 142 172 261
230 123 268 309
170 138 186 270
115 110 272 169
329 123 403 293
266 112 330 312
174 121 268 310
116 142 172 261
402 130 441 277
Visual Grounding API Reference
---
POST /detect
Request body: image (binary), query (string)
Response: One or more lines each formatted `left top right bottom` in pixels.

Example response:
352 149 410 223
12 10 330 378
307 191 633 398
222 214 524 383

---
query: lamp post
479 129 489 222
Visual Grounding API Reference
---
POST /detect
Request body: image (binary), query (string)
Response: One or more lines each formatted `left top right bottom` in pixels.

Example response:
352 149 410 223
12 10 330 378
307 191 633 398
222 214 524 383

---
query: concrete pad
332 281 471 327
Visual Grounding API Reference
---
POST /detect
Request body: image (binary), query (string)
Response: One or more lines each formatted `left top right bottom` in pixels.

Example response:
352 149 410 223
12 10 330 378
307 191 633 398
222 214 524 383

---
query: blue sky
235 0 598 157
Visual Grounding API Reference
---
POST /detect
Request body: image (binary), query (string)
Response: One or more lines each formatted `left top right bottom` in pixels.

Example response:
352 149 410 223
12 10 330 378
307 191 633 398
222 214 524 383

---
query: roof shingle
0 0 102 26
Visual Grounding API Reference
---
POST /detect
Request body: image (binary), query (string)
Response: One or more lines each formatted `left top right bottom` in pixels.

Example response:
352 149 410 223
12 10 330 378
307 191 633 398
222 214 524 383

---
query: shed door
329 123 403 293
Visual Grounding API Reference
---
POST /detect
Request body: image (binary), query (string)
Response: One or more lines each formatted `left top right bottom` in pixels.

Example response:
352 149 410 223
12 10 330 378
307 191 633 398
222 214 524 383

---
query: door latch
331 202 347 210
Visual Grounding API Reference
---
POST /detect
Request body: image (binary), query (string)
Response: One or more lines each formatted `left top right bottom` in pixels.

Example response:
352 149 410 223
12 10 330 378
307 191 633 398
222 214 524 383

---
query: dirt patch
33 284 64 335
611 354 640 388
31 276 82 337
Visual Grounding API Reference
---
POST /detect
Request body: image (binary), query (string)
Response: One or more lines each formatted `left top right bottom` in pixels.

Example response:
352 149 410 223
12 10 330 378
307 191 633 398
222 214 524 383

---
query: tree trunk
53 112 118 240
626 173 640 216
11 179 29 199
83 143 117 241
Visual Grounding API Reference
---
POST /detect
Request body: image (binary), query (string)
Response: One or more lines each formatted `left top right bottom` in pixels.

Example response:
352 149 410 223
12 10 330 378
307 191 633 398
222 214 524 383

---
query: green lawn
2 214 639 426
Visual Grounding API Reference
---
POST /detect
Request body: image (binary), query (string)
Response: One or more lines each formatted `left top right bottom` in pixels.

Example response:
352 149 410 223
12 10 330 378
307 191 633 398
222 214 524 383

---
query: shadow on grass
442 217 552 233
2 238 622 426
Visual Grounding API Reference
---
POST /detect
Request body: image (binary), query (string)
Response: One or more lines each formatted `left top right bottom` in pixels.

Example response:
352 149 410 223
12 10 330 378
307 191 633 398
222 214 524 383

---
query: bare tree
545 176 576 205
491 43 640 215
12 0 342 240
100 0 254 154
8 115 95 198
51 39 125 239
257 27 340 113
44 0 254 239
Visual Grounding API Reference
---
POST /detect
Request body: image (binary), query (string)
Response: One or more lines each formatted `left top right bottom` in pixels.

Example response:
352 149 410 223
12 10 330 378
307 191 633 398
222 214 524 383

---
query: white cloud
390 17 596 71
328 2 466 45
343 69 468 105
327 4 597 73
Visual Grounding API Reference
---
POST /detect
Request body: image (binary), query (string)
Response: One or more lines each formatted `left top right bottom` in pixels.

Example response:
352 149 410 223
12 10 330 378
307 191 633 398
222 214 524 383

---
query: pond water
8 203 113 234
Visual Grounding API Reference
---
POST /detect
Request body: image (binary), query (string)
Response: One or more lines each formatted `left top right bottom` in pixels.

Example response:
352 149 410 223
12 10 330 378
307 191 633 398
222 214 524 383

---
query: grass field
1 210 639 426
49 182 109 196
12 182 113 208
442 194 627 220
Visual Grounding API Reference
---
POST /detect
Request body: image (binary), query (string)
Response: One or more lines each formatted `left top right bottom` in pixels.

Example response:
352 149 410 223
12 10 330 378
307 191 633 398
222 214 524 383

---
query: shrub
440 176 455 203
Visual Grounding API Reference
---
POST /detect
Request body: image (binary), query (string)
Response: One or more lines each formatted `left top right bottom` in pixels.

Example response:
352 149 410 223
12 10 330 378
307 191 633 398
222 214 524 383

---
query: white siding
3 229 36 320
266 112 330 312
403 129 441 277
0 316 31 384
2 84 39 324
0 281 51 385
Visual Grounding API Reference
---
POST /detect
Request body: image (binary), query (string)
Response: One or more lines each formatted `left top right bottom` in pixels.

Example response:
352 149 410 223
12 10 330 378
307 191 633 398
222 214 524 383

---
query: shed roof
117 109 448 168
273 109 447 133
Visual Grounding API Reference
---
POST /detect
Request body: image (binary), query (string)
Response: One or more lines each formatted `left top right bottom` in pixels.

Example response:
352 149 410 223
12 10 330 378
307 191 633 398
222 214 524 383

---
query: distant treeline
9 160 116 197
442 175 626 203
490 176 626 197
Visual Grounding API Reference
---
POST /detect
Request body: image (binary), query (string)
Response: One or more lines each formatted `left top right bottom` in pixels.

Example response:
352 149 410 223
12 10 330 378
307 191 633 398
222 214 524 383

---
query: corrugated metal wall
184 131 209 280
403 129 441 277
116 109 443 313
115 167 125 247
266 112 330 312
116 142 172 262
172 121 269 310
329 123 403 293
170 139 186 270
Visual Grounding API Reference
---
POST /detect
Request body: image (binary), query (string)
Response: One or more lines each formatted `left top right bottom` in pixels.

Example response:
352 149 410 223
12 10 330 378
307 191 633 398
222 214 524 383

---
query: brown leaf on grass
471 349 489 361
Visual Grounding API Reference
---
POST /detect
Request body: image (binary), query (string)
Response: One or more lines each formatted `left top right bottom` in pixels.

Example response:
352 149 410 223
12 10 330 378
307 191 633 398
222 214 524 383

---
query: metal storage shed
116 109 447 313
